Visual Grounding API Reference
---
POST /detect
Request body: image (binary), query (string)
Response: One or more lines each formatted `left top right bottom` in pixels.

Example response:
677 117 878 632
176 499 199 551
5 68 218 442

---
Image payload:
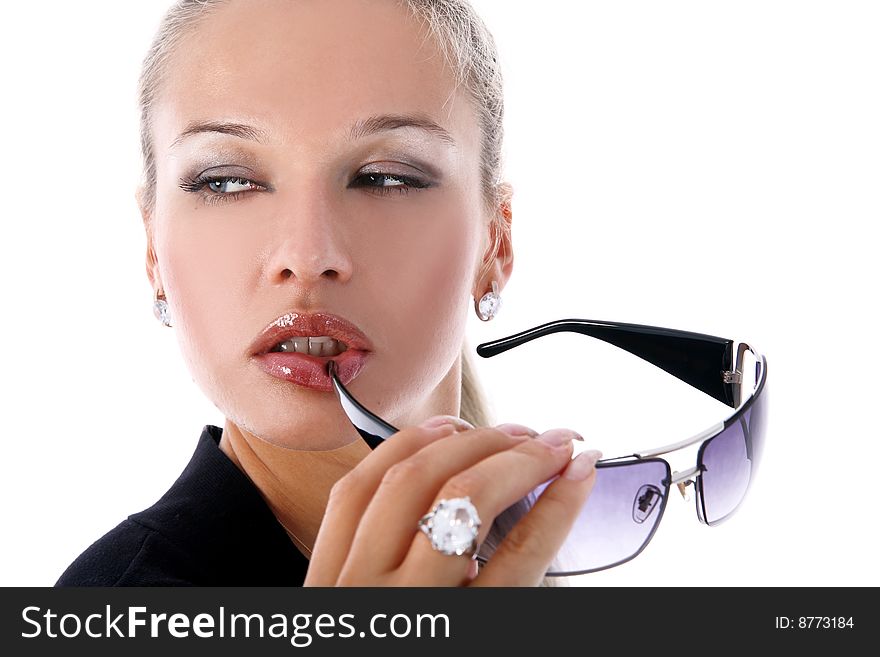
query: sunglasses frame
327 317 768 576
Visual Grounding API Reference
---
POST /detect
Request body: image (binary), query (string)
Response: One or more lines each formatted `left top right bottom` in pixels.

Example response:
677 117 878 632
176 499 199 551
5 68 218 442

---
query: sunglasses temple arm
476 318 738 408
327 360 399 449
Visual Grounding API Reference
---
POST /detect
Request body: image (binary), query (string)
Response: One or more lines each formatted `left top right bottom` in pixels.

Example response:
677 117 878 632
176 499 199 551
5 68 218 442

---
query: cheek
153 200 255 385
378 223 472 306
375 209 480 381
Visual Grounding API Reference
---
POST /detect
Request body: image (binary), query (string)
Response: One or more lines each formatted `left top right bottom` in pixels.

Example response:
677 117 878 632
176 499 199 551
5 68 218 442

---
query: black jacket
55 425 310 586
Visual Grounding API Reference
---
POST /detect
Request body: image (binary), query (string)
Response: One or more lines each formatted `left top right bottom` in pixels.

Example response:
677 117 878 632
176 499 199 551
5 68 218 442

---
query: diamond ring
417 496 482 558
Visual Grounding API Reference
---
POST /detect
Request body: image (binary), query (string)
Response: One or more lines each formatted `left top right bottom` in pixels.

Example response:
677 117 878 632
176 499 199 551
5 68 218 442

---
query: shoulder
55 518 196 586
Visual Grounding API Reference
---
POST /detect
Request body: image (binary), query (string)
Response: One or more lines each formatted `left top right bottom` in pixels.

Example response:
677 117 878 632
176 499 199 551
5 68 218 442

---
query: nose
264 190 354 287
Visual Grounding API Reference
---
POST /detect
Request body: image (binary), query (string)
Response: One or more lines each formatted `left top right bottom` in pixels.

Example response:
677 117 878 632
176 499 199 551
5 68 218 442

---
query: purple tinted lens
699 379 767 524
478 460 669 576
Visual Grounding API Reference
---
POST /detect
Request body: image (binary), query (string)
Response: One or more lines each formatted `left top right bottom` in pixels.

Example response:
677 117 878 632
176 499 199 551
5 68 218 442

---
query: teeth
272 336 349 357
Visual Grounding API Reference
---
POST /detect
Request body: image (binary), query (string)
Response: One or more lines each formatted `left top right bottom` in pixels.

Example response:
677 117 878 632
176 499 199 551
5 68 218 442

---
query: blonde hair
138 0 560 585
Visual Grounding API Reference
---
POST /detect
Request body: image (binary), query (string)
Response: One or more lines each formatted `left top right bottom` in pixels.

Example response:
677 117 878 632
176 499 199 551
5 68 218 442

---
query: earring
475 280 502 321
153 289 173 327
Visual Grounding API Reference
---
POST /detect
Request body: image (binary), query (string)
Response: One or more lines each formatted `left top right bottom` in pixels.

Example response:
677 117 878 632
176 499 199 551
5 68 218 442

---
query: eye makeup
350 171 433 197
175 155 269 205
174 140 443 206
178 170 434 205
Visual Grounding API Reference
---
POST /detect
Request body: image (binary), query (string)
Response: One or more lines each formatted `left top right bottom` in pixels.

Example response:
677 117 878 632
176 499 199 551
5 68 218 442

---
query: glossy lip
254 349 370 391
249 311 374 357
250 311 373 391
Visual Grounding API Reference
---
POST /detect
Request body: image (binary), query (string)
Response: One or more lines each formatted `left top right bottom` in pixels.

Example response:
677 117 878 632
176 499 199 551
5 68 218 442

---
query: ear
473 181 515 299
137 185 162 293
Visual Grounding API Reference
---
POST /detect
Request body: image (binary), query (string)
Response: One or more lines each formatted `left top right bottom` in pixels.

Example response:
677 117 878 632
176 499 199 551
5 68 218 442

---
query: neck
219 419 371 558
218 355 463 558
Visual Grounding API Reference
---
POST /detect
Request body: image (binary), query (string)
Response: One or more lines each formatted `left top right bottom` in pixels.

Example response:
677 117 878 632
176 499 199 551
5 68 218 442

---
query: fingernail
563 450 603 480
537 428 582 447
494 422 539 437
418 415 475 431
466 558 479 581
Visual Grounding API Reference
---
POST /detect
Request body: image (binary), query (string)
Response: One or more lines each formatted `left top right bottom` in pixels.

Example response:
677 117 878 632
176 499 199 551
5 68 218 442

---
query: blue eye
178 175 263 206
206 177 256 194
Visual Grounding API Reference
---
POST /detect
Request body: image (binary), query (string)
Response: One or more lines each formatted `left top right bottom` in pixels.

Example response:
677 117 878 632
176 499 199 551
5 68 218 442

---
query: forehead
152 0 476 155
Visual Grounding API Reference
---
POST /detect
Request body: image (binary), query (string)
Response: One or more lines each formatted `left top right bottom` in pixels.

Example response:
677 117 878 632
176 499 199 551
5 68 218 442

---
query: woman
56 0 602 587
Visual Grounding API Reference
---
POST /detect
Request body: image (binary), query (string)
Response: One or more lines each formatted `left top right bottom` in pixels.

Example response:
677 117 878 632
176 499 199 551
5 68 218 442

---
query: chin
228 404 360 451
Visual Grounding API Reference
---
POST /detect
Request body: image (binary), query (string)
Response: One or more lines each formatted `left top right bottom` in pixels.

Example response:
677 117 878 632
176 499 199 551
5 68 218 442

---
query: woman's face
144 0 499 449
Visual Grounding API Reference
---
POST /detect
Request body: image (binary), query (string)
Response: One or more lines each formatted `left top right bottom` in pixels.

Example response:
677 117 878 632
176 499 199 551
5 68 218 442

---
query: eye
352 172 432 197
206 177 256 194
178 174 264 206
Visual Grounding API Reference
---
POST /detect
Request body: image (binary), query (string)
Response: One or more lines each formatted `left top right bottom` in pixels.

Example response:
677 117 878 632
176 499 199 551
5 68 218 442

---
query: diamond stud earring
153 289 173 327
476 280 502 321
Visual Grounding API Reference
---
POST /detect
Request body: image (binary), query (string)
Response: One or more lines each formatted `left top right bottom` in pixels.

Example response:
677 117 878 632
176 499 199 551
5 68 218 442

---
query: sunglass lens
477 459 670 576
698 378 768 525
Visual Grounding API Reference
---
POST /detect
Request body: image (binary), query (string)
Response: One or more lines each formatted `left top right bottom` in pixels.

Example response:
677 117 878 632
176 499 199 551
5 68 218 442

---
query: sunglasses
327 318 768 577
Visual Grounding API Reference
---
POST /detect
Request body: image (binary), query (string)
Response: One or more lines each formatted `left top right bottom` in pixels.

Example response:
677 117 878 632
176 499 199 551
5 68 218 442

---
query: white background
1 1 877 587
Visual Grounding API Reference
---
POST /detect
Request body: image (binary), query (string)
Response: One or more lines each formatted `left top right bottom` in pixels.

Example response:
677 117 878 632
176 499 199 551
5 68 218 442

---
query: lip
250 311 373 357
250 311 373 391
254 349 370 391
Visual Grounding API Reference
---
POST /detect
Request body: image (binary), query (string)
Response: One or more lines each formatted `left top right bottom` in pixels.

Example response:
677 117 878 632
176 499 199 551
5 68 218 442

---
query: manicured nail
563 450 603 480
494 422 539 437
536 428 582 447
419 415 475 431
466 558 479 581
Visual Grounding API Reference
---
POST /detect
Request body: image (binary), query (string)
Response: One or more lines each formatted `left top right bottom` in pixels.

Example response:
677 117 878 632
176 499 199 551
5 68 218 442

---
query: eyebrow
348 113 457 148
170 121 270 149
170 113 456 149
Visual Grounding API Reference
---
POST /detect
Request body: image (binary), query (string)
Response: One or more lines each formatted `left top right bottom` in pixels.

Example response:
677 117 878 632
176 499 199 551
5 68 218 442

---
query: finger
304 418 463 586
471 449 602 587
340 427 533 576
398 428 581 584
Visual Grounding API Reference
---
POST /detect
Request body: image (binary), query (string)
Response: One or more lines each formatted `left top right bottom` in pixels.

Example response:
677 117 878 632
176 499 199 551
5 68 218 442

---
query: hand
304 415 602 586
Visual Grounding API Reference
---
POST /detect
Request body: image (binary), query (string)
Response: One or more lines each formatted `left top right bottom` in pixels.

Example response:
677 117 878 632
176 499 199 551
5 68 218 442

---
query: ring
417 496 482 558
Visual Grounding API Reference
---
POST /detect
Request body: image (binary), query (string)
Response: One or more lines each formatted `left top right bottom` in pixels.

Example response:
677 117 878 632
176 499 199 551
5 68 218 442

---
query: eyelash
177 172 431 206
177 175 262 206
